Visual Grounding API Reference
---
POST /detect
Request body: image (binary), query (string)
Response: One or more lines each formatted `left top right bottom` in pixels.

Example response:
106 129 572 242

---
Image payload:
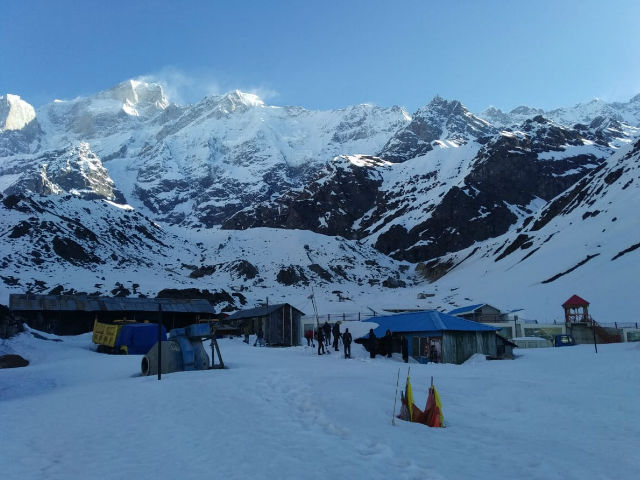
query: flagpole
392 368 400 426
407 366 413 422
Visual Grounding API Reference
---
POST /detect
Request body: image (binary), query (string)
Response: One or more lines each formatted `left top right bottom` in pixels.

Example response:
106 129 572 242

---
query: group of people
303 323 409 362
304 321 353 358
246 323 409 362
365 329 409 363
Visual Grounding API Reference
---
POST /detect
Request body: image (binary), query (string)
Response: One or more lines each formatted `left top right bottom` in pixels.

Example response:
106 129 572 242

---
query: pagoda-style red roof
562 294 589 307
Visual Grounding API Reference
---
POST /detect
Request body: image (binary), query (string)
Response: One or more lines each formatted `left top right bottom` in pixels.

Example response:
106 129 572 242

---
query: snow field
1 330 639 480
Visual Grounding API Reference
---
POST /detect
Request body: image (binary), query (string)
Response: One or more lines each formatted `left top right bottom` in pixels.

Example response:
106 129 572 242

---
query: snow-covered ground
1 329 638 480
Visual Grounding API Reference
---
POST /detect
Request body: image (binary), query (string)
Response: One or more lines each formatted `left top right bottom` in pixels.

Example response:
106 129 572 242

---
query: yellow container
92 320 123 348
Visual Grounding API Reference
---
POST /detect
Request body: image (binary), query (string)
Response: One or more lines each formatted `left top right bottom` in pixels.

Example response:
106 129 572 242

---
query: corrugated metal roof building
9 294 219 335
226 303 304 347
362 310 499 364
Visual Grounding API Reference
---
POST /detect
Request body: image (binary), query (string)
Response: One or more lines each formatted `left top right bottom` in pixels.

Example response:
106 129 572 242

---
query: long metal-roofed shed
225 303 303 347
9 294 220 335
363 310 499 364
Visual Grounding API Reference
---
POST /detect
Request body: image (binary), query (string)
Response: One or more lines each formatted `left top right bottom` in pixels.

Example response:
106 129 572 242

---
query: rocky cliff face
4 143 125 202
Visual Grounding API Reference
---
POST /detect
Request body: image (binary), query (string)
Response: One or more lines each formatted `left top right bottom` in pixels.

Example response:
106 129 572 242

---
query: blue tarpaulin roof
363 310 498 337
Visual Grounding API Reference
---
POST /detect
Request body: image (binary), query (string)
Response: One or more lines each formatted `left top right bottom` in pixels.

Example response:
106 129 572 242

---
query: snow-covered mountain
378 96 496 162
482 95 640 132
225 114 613 263
416 136 640 320
0 80 639 320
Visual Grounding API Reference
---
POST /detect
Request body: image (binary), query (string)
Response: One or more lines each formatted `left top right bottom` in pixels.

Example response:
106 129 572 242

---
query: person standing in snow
384 330 393 358
304 329 314 347
342 328 352 358
323 321 331 347
254 327 265 347
367 329 377 359
401 335 409 363
317 325 326 355
332 322 341 351
430 343 439 363
243 325 250 344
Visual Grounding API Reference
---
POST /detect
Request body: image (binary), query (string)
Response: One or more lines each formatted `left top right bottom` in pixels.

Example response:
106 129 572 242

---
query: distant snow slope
418 137 640 321
1 330 638 480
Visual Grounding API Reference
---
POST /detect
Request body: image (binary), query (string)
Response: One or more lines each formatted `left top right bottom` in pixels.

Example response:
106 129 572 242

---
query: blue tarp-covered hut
363 310 498 364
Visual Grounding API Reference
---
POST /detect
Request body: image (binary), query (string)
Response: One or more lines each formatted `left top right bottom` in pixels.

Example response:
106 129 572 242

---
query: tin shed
9 294 219 335
225 303 304 346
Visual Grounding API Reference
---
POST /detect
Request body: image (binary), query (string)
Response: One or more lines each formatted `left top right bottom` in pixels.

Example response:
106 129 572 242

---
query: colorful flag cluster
397 373 444 428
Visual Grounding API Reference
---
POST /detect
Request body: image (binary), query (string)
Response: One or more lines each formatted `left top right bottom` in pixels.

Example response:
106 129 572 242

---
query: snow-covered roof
447 303 486 316
362 310 498 337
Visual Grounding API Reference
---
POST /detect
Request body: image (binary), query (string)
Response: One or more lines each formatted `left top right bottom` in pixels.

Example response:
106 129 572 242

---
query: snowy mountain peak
227 89 265 108
378 96 495 162
510 105 545 116
193 89 266 116
419 95 464 115
0 94 37 131
98 79 169 116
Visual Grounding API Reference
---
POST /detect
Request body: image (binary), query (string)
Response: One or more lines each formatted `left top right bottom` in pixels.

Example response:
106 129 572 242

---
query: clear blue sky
2 0 640 113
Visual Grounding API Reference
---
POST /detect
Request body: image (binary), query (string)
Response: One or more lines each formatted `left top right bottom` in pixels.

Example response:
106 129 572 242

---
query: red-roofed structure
562 295 590 323
562 295 590 307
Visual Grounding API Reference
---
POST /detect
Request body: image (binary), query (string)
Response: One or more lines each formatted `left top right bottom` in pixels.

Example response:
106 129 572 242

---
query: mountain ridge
0 79 639 320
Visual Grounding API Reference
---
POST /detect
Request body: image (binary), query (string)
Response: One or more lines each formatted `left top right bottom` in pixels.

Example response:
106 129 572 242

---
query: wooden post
157 303 163 380
593 323 598 354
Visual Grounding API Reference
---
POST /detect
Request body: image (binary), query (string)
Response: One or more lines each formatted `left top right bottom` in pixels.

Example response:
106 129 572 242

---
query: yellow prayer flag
406 375 414 422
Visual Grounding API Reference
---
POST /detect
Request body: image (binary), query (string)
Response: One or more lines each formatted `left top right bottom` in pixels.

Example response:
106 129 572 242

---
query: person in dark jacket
367 329 377 359
342 328 352 358
401 335 409 363
332 322 341 351
254 327 265 347
317 326 326 355
384 330 393 358
323 322 331 346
